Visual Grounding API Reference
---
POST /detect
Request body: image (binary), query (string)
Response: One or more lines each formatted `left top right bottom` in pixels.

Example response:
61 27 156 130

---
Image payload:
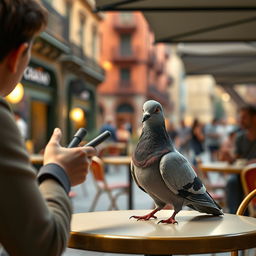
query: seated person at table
0 1 95 255
222 105 256 213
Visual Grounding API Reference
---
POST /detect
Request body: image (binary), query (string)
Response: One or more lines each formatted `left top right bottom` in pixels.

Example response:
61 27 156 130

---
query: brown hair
240 104 256 116
0 0 48 61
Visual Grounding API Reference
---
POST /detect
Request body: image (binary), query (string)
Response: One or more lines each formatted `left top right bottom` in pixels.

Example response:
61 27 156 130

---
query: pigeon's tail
187 202 223 216
185 192 223 216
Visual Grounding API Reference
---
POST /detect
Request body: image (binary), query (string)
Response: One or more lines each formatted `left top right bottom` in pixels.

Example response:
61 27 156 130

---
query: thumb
48 128 62 146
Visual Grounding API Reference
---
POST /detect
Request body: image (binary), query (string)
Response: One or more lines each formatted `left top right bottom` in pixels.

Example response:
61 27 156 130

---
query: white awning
178 43 256 85
95 0 256 42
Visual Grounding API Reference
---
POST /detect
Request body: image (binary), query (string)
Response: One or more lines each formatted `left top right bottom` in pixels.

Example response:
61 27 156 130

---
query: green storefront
20 60 57 153
67 77 97 142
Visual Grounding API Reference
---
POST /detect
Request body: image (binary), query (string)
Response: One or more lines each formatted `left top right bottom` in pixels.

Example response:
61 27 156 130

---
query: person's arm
220 133 241 163
0 100 71 256
0 99 94 256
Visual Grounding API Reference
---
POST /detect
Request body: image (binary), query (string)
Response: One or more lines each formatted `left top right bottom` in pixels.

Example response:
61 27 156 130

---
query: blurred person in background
0 1 95 255
223 104 256 213
100 117 117 142
165 119 178 144
204 118 221 161
218 129 238 162
177 119 191 158
190 118 205 165
117 122 131 143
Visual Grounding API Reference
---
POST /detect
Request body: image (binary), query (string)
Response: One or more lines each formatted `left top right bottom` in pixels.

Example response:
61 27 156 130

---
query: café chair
89 156 129 211
196 158 226 208
241 163 256 217
231 188 256 256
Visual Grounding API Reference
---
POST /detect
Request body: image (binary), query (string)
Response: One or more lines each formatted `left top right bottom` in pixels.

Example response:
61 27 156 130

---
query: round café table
68 210 256 255
29 154 44 165
199 161 243 174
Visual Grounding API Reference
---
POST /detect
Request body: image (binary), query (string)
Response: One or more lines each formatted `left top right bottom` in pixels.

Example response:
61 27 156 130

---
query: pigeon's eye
155 107 160 113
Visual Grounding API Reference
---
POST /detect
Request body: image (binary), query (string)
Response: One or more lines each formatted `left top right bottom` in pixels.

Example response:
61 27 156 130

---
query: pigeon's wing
130 161 147 193
159 151 205 195
160 151 223 215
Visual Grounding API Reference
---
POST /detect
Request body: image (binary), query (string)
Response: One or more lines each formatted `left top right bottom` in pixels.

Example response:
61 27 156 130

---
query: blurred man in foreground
0 1 95 255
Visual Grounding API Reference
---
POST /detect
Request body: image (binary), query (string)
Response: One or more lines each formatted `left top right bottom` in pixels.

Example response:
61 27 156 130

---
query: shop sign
23 66 51 86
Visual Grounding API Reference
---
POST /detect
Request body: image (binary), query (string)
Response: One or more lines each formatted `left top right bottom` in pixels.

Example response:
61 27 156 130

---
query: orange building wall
98 12 172 134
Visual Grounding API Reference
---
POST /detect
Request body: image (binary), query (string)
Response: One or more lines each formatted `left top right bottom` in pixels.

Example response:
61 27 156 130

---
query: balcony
111 47 140 64
61 43 105 83
69 44 103 75
70 43 84 59
115 81 136 95
42 0 69 42
148 85 170 105
113 13 137 33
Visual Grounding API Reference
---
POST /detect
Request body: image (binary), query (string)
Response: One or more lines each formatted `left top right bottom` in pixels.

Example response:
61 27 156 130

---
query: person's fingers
82 146 97 157
48 128 62 146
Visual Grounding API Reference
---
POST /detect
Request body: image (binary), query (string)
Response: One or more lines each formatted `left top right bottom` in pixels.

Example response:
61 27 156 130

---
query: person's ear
7 43 29 73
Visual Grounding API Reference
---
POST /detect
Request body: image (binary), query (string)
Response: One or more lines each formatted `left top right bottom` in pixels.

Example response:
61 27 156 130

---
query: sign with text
23 65 51 87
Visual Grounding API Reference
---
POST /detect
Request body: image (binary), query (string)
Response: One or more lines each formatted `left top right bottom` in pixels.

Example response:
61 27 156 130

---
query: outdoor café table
102 156 133 209
29 154 44 165
68 209 256 255
199 161 244 175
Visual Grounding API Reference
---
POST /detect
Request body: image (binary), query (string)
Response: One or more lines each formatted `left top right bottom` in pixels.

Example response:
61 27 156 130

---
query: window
79 14 86 48
120 68 131 87
64 1 72 40
120 34 132 56
91 25 98 59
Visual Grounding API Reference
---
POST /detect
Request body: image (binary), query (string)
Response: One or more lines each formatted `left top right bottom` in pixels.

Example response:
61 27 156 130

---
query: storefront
67 78 96 141
12 60 57 153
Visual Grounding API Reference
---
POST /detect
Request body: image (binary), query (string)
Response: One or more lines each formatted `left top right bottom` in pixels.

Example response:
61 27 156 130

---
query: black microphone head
74 128 87 139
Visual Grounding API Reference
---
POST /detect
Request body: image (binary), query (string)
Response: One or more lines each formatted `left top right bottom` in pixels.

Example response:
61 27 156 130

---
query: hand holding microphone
43 128 111 186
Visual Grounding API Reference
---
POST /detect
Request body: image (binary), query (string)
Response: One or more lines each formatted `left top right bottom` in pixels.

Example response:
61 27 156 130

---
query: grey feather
131 100 223 217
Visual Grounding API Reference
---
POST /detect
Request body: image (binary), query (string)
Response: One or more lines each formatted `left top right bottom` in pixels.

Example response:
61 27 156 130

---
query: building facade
98 12 172 135
7 0 104 152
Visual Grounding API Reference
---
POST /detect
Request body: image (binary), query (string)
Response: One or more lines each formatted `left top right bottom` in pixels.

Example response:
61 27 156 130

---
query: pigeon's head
142 100 165 125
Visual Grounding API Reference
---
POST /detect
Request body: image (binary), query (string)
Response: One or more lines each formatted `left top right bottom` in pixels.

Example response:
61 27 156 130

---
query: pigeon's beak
142 113 151 122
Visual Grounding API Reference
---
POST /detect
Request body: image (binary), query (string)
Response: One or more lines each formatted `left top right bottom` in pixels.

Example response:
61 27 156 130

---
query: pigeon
130 100 223 224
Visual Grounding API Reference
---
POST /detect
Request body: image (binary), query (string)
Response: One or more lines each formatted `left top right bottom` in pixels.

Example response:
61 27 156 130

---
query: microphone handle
67 128 87 148
84 131 111 147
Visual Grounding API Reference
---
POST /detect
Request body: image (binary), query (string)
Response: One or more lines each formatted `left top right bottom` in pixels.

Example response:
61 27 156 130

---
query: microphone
67 128 87 148
84 131 111 147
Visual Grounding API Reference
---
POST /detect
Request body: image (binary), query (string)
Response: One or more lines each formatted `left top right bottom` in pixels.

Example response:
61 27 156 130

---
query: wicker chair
240 163 256 217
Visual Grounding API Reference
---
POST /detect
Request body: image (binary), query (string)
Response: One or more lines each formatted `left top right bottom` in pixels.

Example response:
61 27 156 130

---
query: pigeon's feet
129 208 160 221
130 213 157 221
157 217 178 224
157 211 178 224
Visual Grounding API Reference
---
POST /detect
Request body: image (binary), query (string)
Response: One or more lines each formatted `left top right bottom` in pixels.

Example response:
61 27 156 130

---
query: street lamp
6 83 24 104
70 107 84 122
102 60 113 71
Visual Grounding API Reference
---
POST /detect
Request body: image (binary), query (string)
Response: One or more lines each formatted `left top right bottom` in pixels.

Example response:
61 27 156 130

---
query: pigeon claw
157 217 178 224
129 214 157 221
